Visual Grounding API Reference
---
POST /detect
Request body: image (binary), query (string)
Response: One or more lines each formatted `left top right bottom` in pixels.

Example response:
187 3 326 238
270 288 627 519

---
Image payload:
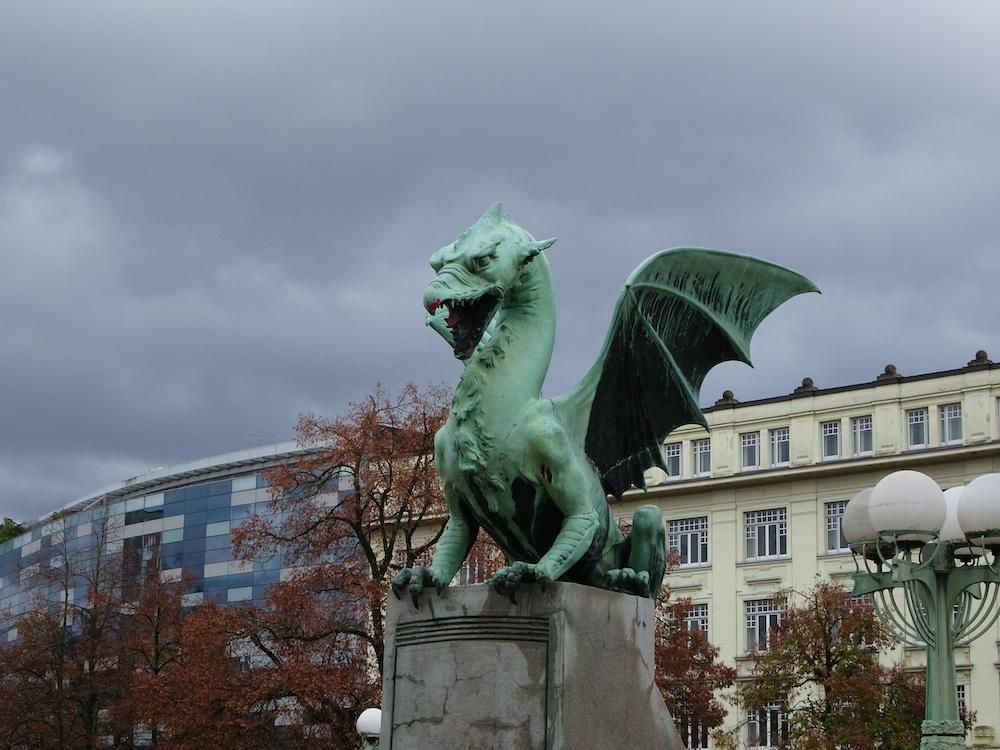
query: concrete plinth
380 582 684 749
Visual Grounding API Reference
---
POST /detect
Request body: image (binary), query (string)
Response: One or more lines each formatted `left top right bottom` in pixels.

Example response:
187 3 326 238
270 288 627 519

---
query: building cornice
628 441 1000 502
702 359 997 414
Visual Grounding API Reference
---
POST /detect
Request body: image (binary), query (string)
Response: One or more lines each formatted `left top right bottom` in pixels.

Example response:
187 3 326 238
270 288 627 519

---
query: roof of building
703 350 995 413
35 440 310 526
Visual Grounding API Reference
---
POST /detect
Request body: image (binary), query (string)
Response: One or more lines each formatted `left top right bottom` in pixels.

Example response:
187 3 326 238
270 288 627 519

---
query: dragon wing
553 248 818 499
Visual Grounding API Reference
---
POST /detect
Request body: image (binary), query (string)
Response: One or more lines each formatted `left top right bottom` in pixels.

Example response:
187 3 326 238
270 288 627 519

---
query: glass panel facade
227 586 253 602
0 466 321 622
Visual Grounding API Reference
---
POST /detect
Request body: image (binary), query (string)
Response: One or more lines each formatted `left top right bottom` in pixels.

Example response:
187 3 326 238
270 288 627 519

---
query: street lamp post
843 471 1000 750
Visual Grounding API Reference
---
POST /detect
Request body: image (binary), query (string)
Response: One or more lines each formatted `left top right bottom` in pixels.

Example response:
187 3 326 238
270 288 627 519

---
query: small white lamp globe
356 707 382 739
957 473 1000 548
940 486 980 560
842 488 876 550
938 487 966 542
868 470 945 547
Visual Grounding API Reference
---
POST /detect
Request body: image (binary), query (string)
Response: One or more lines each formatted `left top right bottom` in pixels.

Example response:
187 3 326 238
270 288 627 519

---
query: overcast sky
2 2 998 522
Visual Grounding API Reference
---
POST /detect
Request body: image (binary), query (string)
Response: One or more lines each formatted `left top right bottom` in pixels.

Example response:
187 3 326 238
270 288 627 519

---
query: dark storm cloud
2 1 999 520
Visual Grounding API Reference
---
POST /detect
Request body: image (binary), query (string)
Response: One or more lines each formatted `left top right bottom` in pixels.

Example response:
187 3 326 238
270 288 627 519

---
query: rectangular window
161 528 183 544
746 599 784 652
675 718 709 749
684 602 709 632
669 517 709 567
907 407 929 448
852 415 873 456
825 501 849 553
227 586 253 603
957 684 968 723
741 432 760 470
940 403 962 445
663 442 682 479
692 438 711 476
747 702 787 749
821 420 840 460
769 427 790 467
181 592 203 607
231 475 257 492
745 508 787 560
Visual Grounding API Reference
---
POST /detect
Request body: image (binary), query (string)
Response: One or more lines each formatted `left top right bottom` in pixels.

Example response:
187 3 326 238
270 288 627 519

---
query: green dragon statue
392 203 817 603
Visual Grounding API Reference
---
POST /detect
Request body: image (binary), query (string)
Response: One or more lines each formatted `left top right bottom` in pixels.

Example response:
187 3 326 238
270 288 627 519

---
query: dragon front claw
605 567 651 598
488 561 553 603
391 566 446 609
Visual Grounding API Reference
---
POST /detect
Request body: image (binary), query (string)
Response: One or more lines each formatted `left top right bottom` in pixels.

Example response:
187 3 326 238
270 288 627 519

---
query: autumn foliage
655 595 737 744
729 581 926 750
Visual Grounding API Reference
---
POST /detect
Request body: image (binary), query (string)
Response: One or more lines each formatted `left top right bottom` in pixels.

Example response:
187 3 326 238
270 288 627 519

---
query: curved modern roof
35 440 310 526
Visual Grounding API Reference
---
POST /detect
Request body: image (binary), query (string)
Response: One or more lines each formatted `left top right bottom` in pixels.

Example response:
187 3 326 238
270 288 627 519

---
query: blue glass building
0 442 315 640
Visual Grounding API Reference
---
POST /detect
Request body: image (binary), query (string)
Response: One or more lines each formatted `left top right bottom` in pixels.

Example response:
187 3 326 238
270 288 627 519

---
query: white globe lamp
842 488 876 553
356 707 382 744
957 473 1000 549
868 470 945 547
939 486 980 560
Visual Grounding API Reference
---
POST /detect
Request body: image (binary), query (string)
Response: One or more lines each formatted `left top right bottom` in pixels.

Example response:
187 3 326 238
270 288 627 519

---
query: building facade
0 442 322 639
616 351 1000 749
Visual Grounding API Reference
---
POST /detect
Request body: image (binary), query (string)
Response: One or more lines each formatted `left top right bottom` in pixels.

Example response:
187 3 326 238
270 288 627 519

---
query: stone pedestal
380 582 684 749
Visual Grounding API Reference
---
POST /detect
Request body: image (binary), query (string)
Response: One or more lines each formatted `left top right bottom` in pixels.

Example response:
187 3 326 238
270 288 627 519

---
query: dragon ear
521 237 557 265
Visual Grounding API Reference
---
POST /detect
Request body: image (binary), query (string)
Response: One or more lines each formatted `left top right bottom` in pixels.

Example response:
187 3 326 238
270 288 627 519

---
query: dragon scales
392 203 818 603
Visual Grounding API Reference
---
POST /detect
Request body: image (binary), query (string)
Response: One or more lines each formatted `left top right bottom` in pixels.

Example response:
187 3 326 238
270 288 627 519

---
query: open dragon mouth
428 292 500 359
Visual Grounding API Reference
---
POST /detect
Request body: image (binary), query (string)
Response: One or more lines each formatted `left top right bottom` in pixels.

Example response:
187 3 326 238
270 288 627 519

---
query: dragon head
424 202 556 360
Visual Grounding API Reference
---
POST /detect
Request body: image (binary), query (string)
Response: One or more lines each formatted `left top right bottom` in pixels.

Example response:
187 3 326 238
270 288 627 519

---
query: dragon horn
476 201 503 227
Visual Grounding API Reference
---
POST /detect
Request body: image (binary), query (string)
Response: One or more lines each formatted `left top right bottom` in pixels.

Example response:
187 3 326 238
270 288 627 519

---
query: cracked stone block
381 582 684 749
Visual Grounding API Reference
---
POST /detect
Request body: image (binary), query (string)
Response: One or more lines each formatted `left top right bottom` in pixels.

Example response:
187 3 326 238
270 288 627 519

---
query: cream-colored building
621 351 1000 749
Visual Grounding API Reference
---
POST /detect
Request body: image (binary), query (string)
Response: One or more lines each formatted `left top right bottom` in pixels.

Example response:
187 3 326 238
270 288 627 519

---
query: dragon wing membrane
553 248 819 499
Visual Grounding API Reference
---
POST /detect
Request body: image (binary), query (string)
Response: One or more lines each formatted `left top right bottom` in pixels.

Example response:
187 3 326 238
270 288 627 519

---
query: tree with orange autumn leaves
0 522 277 750
713 582 931 750
0 512 134 749
224 381 456 745
655 594 737 746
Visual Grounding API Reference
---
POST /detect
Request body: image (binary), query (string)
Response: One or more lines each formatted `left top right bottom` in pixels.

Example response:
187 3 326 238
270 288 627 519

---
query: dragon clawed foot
391 566 447 609
489 561 553 604
605 567 651 598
